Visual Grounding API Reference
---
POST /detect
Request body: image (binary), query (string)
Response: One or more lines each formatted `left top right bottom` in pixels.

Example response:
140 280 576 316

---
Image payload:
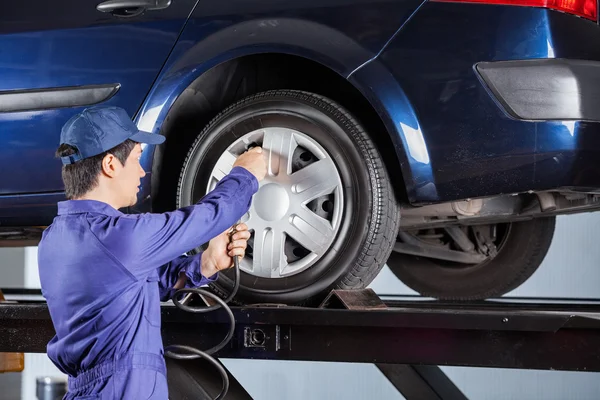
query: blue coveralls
38 166 258 399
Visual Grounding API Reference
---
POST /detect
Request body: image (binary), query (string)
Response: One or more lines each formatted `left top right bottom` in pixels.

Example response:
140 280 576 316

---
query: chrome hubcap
254 183 290 221
207 127 343 278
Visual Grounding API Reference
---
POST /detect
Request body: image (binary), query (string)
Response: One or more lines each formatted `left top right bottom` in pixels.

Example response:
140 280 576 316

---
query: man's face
114 143 146 208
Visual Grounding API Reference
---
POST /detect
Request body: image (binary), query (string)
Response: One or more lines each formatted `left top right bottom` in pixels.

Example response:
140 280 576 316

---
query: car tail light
432 0 598 22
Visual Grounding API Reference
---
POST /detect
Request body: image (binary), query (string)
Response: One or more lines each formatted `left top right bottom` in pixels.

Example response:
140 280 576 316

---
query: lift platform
1 288 600 399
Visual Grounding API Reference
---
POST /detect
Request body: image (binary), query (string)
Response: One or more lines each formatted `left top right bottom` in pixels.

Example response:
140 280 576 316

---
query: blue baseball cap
59 106 165 165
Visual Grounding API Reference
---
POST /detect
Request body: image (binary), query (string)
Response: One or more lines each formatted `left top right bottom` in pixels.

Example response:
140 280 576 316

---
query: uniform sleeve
92 166 258 280
156 252 218 301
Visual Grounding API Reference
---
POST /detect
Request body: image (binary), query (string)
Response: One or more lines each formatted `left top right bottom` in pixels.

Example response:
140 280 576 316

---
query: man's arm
156 222 251 300
156 252 217 301
92 166 258 281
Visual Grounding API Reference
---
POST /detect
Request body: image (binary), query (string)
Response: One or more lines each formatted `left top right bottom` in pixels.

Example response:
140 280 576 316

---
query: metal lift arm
2 290 600 372
2 289 600 399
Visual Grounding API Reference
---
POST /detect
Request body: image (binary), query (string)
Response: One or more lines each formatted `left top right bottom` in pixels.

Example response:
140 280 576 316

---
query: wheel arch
348 58 437 204
135 52 417 212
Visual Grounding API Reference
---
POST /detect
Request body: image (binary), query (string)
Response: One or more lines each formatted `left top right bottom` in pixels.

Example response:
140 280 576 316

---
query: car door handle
97 0 171 17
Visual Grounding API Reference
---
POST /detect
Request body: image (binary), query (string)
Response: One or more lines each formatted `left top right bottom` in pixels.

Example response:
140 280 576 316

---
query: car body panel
348 59 436 202
131 0 426 211
0 0 425 223
1 1 600 225
372 3 600 202
0 0 197 200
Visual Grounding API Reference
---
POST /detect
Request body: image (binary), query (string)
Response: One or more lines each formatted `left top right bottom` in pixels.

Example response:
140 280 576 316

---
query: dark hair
56 140 137 199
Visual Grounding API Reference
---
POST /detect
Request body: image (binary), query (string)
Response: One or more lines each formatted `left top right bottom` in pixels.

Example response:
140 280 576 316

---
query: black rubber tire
387 217 556 300
177 90 399 305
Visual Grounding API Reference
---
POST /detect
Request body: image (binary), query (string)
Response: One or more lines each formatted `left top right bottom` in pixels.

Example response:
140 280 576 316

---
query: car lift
1 287 600 399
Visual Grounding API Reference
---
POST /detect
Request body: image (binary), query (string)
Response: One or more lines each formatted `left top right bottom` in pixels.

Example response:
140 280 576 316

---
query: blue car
2 0 599 303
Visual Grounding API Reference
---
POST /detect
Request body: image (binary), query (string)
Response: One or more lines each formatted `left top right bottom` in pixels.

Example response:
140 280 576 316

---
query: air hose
164 226 242 400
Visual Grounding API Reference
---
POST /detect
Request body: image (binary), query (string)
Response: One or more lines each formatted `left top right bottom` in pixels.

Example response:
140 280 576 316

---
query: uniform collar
57 200 123 217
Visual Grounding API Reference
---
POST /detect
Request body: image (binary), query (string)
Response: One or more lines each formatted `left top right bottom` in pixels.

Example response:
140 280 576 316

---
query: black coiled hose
164 234 241 400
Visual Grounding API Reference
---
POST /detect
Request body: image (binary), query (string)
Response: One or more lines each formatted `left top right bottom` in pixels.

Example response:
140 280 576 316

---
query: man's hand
201 223 251 278
233 147 267 182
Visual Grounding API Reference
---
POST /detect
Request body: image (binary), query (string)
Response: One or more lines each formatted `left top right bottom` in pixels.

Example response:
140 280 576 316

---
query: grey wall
0 248 25 288
0 248 25 399
222 360 405 400
508 212 600 298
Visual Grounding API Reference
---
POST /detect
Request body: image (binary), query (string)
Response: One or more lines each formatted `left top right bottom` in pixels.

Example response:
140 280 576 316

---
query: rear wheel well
152 53 407 212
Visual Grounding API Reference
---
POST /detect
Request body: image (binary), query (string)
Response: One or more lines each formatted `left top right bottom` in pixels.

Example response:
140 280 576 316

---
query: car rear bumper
476 59 600 122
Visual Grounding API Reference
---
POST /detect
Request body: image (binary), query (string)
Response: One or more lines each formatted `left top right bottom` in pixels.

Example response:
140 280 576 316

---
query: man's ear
101 153 119 178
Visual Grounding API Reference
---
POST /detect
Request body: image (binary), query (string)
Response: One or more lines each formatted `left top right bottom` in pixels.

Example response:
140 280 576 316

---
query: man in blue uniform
37 106 267 399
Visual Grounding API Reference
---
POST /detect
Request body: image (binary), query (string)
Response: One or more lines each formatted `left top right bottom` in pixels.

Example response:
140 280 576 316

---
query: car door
0 0 197 195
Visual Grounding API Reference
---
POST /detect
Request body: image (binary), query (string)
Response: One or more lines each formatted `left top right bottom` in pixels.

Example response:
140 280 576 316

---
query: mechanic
37 105 267 399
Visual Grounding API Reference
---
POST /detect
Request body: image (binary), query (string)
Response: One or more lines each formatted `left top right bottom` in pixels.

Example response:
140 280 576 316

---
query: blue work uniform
38 166 258 399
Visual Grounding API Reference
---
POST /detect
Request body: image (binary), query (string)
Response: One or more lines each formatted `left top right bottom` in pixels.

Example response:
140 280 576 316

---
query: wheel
177 90 399 305
387 217 556 300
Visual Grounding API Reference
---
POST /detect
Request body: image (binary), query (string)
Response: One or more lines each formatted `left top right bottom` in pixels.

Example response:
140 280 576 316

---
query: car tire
177 90 399 305
387 217 556 300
